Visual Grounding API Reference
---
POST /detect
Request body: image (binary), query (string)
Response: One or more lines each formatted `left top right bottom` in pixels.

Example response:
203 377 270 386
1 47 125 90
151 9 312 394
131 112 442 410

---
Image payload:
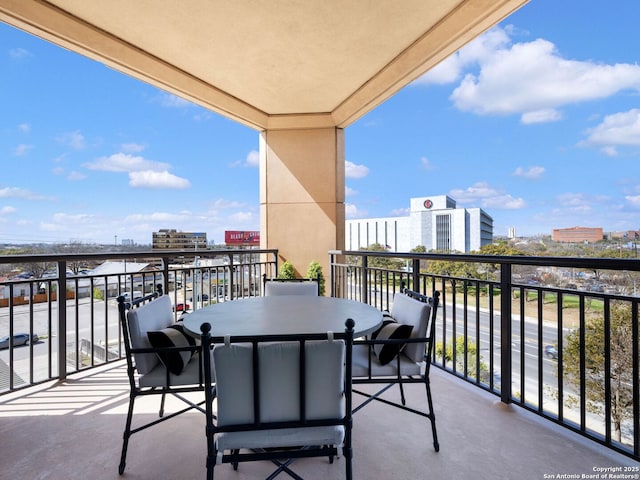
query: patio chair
200 319 355 480
262 274 320 296
117 285 209 475
351 288 440 452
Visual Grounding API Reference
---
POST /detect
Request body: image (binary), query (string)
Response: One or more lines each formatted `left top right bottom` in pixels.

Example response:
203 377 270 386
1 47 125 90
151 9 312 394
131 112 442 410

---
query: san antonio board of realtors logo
423 199 433 209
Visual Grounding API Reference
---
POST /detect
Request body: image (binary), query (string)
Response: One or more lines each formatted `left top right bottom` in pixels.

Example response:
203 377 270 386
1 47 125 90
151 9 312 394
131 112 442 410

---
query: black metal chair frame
117 284 207 475
352 288 440 452
201 319 355 480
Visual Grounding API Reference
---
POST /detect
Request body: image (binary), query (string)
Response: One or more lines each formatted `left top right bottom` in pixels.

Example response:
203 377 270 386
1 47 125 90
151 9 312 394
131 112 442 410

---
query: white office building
345 195 493 253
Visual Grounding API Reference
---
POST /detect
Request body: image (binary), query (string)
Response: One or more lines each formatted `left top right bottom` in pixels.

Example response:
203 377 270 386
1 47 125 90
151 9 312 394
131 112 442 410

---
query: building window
436 214 450 251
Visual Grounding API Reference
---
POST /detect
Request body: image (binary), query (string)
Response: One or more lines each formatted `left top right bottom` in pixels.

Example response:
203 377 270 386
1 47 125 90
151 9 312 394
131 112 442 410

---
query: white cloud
345 160 369 179
345 203 366 219
390 207 410 216
84 153 170 173
583 109 640 147
9 47 31 60
420 156 434 170
245 150 259 167
125 212 190 223
57 130 86 150
0 187 49 201
432 27 640 123
600 146 618 157
345 186 357 197
156 92 194 108
415 27 511 85
521 109 562 124
554 192 611 215
128 170 191 189
449 182 526 210
208 198 247 211
121 143 145 153
14 144 34 156
229 149 260 168
18 123 30 133
513 166 545 179
51 213 96 223
229 211 255 223
67 171 87 181
626 195 640 208
0 206 16 215
40 213 100 233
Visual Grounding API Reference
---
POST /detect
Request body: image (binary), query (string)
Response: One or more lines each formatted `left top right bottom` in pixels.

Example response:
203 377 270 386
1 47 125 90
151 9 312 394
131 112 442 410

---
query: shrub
306 260 325 296
277 261 295 279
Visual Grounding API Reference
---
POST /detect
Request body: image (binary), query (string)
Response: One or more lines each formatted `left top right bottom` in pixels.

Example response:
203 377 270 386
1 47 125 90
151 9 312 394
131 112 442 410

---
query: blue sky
2 0 640 245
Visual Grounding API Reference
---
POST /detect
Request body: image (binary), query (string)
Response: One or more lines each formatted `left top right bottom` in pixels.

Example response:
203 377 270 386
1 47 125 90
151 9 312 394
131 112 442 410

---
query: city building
345 195 493 253
552 226 603 243
152 229 207 250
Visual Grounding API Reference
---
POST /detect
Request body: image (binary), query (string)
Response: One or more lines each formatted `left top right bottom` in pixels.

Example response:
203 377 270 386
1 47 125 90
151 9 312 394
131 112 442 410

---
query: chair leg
425 378 439 452
119 395 136 475
159 392 166 417
344 435 353 480
398 380 406 405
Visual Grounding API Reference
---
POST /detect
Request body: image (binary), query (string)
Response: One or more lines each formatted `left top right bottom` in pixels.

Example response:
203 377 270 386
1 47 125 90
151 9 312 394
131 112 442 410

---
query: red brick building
552 226 603 243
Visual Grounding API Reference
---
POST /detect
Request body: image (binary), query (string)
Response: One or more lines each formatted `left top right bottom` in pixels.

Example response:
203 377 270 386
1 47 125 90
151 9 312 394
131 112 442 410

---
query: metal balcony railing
329 249 640 462
0 249 278 392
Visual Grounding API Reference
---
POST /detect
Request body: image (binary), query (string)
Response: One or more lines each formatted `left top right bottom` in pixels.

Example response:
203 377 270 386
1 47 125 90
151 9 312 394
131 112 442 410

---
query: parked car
121 291 143 302
0 333 39 350
173 303 190 312
544 345 558 360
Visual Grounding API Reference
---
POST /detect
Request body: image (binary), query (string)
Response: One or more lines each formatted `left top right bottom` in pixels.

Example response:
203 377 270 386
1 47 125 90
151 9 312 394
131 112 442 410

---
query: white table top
183 295 382 339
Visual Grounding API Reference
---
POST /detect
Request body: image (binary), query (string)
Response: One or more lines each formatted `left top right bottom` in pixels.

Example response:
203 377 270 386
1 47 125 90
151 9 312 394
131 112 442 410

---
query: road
437 301 573 405
1 295 567 402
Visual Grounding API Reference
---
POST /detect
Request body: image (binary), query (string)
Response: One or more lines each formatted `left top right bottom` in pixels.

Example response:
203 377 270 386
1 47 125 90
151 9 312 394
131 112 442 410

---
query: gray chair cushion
214 340 345 425
351 344 421 378
390 292 432 363
126 295 174 374
264 281 318 296
139 349 213 388
213 339 345 453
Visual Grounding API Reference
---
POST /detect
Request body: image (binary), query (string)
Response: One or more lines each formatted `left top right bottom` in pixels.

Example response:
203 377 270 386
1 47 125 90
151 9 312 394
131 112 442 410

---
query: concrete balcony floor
1 362 636 480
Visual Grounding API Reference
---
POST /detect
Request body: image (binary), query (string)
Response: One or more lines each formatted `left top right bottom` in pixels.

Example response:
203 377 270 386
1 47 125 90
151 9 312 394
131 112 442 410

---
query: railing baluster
500 263 512 404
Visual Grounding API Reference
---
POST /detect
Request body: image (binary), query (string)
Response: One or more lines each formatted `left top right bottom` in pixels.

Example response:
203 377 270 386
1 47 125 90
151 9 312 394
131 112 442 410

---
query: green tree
306 260 326 296
426 253 481 280
563 303 635 442
362 243 404 270
435 336 488 382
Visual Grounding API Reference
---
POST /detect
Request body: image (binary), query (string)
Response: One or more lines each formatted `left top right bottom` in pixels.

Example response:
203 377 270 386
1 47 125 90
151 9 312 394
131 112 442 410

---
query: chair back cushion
264 281 318 296
390 292 432 363
214 339 345 426
126 295 174 374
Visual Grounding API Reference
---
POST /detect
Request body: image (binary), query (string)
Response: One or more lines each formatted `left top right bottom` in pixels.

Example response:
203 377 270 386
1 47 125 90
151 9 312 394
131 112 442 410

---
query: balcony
1 357 633 479
1 248 639 476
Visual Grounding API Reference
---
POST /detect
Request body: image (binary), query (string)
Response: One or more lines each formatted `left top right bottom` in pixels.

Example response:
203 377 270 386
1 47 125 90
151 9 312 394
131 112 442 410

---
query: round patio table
182 295 382 339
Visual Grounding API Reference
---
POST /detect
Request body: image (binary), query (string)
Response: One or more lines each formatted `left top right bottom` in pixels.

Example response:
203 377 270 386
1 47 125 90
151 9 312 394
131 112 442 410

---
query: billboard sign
225 230 260 246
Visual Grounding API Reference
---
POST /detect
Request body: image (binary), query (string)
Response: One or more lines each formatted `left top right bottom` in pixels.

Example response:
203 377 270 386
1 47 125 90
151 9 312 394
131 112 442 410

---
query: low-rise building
552 226 603 243
152 229 207 250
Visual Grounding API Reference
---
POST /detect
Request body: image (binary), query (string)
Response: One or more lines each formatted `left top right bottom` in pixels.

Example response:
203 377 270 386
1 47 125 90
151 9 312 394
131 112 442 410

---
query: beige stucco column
260 128 345 282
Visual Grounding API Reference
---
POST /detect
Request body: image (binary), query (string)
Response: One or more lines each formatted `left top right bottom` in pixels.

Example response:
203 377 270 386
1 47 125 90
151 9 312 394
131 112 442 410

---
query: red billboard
224 230 260 246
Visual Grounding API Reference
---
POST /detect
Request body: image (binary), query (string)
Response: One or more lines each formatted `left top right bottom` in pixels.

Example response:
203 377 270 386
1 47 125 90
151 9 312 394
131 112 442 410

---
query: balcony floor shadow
0 361 635 479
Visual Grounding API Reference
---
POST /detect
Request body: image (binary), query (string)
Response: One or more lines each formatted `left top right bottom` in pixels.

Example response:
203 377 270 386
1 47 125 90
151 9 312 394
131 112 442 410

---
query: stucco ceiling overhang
0 0 528 131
